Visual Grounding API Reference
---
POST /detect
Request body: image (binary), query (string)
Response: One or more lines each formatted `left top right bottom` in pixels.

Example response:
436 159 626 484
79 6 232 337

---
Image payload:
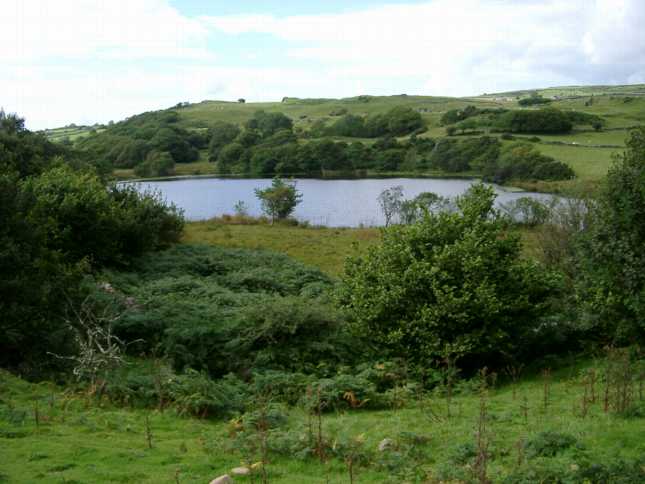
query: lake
128 177 552 227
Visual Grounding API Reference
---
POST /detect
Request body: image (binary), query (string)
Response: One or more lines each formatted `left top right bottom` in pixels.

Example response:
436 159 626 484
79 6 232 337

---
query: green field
42 125 105 142
2 357 644 483
183 220 380 276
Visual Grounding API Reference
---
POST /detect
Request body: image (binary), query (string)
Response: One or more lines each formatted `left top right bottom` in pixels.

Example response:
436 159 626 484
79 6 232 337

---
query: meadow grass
183 220 381 276
538 144 618 181
2 357 643 483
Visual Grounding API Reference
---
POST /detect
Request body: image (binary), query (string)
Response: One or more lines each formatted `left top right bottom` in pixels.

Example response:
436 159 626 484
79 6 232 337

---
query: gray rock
378 438 394 452
231 466 251 476
209 475 233 484
98 282 115 293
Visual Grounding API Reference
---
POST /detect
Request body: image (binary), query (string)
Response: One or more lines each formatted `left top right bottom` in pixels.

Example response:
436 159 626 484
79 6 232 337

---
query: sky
2 0 645 129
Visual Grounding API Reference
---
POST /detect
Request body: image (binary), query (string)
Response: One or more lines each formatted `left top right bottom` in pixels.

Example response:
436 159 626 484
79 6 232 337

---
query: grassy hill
45 84 645 188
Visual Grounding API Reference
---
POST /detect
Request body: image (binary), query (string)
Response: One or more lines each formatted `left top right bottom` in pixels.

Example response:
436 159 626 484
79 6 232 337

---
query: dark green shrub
575 457 645 483
531 161 575 181
429 136 500 173
523 431 579 458
495 108 573 134
489 142 574 183
518 95 551 106
339 184 561 370
253 371 312 405
311 373 379 411
168 370 250 418
576 128 645 343
106 245 342 376
229 296 351 373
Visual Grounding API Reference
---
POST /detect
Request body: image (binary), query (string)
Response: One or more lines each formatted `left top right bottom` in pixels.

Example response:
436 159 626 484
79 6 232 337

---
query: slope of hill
45 85 645 189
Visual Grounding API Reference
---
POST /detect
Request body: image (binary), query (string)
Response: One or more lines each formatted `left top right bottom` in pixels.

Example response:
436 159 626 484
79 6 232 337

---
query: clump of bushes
1 116 184 374
100 244 351 377
425 136 574 183
518 95 551 106
494 108 573 134
324 106 424 138
486 142 575 183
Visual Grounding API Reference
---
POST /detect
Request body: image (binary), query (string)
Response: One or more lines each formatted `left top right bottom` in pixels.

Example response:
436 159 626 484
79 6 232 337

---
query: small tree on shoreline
254 177 303 223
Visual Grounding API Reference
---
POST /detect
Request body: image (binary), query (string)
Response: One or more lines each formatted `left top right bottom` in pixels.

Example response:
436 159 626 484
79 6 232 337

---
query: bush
169 370 250 418
310 373 379 411
106 245 341 376
339 184 561 370
227 296 352 373
429 136 500 173
495 108 573 134
523 431 579 458
518 95 551 106
488 143 574 183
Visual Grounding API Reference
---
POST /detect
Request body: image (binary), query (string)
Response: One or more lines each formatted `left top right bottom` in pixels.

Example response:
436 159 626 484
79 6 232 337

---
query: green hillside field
44 84 645 190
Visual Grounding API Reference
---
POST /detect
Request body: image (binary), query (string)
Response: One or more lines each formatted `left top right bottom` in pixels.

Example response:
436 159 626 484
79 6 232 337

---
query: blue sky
2 0 644 129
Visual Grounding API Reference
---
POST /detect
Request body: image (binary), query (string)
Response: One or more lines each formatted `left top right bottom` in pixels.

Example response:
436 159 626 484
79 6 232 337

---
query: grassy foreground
2 358 644 483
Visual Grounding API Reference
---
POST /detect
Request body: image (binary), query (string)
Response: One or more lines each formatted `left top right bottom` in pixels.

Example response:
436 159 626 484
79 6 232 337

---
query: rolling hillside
44 84 645 188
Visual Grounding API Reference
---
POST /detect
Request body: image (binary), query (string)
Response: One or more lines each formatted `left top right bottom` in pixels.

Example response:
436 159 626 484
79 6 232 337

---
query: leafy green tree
576 128 645 344
217 142 245 174
364 113 389 137
0 169 84 371
134 150 175 177
340 184 559 370
329 114 366 137
150 127 198 164
246 111 293 137
113 139 150 168
399 192 446 224
254 177 303 223
385 106 424 136
0 110 68 177
208 121 240 161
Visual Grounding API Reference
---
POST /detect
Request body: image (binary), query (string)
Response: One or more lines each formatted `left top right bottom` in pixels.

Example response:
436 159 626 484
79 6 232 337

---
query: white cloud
1 0 209 62
203 0 645 96
1 0 215 128
2 0 644 129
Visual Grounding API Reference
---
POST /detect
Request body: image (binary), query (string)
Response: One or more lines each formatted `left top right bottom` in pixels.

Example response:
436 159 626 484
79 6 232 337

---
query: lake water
128 177 552 227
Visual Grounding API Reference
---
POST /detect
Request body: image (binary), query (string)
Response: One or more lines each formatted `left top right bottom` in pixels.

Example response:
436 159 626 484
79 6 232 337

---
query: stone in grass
231 466 251 476
209 475 233 484
378 438 395 452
